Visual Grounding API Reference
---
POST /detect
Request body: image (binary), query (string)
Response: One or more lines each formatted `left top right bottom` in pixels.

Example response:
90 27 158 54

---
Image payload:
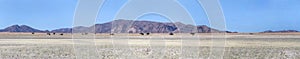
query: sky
0 0 299 32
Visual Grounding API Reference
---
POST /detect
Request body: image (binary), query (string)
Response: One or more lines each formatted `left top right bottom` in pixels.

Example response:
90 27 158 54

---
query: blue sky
0 0 299 32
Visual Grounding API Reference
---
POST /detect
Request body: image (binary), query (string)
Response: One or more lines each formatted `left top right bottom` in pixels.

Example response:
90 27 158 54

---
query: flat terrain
0 32 300 59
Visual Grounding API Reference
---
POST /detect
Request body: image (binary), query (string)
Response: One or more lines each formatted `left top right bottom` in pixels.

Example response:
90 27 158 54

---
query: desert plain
0 32 300 59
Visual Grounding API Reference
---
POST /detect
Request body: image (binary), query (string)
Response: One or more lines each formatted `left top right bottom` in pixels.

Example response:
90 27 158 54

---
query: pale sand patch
0 33 300 47
1 39 300 47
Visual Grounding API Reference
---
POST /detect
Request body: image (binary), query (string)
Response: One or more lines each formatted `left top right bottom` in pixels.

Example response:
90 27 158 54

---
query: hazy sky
0 0 299 32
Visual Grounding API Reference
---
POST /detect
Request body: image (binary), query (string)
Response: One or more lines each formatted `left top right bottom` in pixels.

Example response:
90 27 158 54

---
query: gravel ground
0 33 300 59
1 44 300 59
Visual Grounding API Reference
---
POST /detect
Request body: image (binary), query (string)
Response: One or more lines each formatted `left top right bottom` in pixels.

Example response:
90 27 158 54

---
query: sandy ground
0 32 300 59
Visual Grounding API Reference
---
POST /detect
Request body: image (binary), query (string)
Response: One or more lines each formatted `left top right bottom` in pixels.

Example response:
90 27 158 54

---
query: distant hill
51 28 72 33
0 20 224 33
0 25 46 32
262 30 299 33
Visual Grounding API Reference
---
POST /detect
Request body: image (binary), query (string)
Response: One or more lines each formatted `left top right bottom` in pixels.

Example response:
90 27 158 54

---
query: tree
190 33 195 35
47 33 51 35
139 33 144 35
169 33 174 35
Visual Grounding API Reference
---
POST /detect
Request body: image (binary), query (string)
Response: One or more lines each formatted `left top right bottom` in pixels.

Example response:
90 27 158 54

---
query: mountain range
0 20 298 33
0 20 222 33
